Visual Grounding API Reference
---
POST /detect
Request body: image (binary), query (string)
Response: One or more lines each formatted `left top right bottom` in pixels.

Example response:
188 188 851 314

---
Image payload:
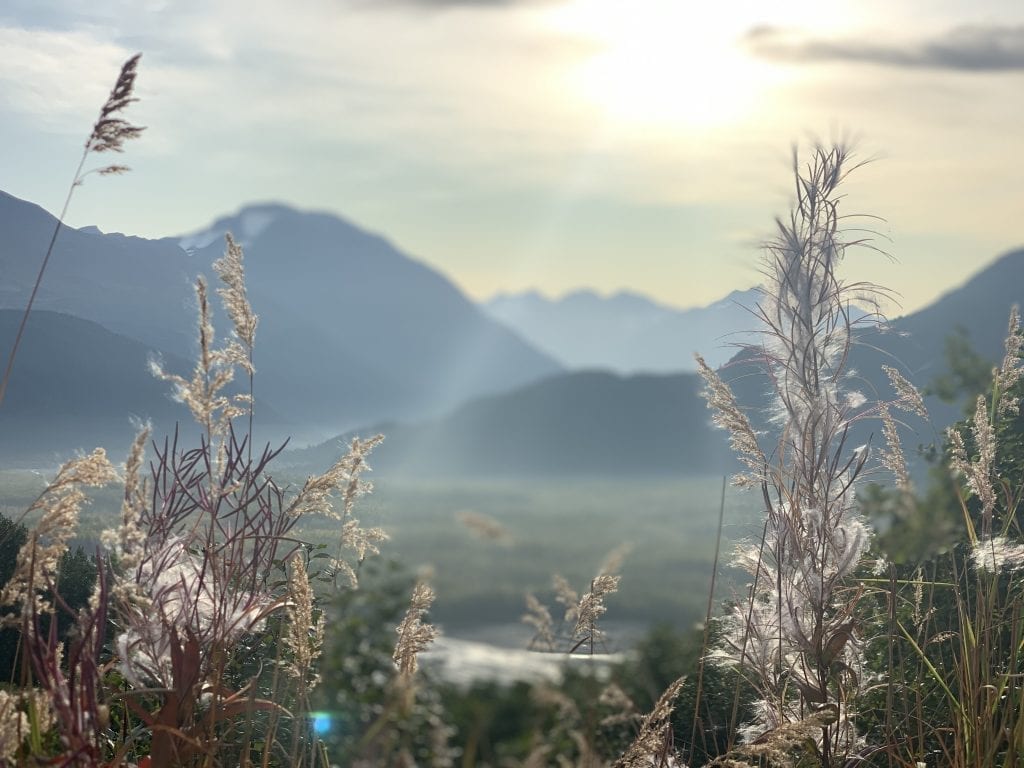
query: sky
1 0 1023 315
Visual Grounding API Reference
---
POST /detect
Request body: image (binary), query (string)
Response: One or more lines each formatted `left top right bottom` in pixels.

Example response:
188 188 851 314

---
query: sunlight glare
544 0 789 129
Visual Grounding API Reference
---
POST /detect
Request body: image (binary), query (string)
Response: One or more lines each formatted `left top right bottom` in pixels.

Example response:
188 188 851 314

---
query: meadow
0 471 757 644
283 475 756 641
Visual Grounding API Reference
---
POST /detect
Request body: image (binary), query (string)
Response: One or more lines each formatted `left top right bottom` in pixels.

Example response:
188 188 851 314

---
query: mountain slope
483 288 760 373
0 192 561 444
0 191 200 356
0 311 194 464
722 247 1024 459
183 204 562 431
294 248 1024 478
286 370 733 477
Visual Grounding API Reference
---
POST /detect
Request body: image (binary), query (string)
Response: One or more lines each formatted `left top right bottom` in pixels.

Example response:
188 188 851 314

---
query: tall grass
0 58 411 766
695 146 1024 768
0 54 144 409
696 145 885 766
861 314 1024 768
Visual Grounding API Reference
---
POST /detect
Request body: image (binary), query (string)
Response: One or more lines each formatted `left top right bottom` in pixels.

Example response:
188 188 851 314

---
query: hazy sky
2 0 1023 314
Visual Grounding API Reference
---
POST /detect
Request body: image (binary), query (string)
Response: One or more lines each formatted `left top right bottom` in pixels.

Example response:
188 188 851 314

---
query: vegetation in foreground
2 54 1024 768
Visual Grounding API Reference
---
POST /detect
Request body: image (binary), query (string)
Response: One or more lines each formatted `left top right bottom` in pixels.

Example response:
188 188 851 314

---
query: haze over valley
2 188 1020 481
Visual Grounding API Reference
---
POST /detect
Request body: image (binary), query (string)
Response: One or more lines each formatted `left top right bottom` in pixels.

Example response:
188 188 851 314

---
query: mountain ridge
0 191 561 452
483 286 762 373
292 248 1024 478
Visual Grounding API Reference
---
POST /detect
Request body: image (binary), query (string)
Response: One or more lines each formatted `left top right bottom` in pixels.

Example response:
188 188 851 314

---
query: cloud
0 26 132 130
746 24 1024 72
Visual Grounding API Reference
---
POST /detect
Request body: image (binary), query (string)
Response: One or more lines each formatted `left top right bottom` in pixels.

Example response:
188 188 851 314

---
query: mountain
0 192 561 446
893 248 1024 370
293 248 1024 479
285 370 733 478
721 248 1024 462
0 311 193 464
482 288 761 373
180 203 562 434
0 191 201 357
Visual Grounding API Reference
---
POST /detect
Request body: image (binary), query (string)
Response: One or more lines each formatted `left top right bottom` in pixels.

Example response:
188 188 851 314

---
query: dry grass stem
286 552 325 682
0 449 116 619
614 675 686 768
696 355 765 488
393 581 438 678
0 53 143 409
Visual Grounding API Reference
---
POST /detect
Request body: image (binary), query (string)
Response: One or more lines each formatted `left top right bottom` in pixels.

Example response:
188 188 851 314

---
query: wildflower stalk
214 233 258 456
700 144 880 764
0 53 143 408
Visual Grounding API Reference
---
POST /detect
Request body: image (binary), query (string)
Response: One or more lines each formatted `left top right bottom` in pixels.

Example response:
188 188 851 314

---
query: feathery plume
704 145 877 758
883 365 928 419
0 690 52 763
341 518 389 561
598 542 632 578
213 233 258 365
0 690 27 763
150 277 246 439
879 403 910 491
599 682 639 727
86 53 145 157
286 552 325 682
522 592 556 651
697 354 765 487
288 435 385 520
456 510 513 544
713 707 839 768
1 449 116 618
114 533 275 687
552 573 580 625
994 306 1023 418
393 581 437 677
970 535 1024 573
101 425 150 574
948 396 998 528
572 573 620 648
614 675 686 768
332 518 390 587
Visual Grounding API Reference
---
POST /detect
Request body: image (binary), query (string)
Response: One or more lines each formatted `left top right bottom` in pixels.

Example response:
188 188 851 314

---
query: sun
543 0 787 129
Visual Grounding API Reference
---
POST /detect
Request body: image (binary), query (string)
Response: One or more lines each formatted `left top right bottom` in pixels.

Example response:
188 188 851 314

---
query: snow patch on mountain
178 204 289 252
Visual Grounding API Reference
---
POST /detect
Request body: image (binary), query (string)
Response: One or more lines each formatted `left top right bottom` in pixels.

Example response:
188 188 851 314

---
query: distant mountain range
0 192 560 458
483 288 761 372
1 187 1020 477
293 248 1024 479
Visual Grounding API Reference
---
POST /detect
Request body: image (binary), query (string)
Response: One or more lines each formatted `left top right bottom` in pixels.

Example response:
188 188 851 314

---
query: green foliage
865 478 964 564
859 318 1024 767
868 323 1024 564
